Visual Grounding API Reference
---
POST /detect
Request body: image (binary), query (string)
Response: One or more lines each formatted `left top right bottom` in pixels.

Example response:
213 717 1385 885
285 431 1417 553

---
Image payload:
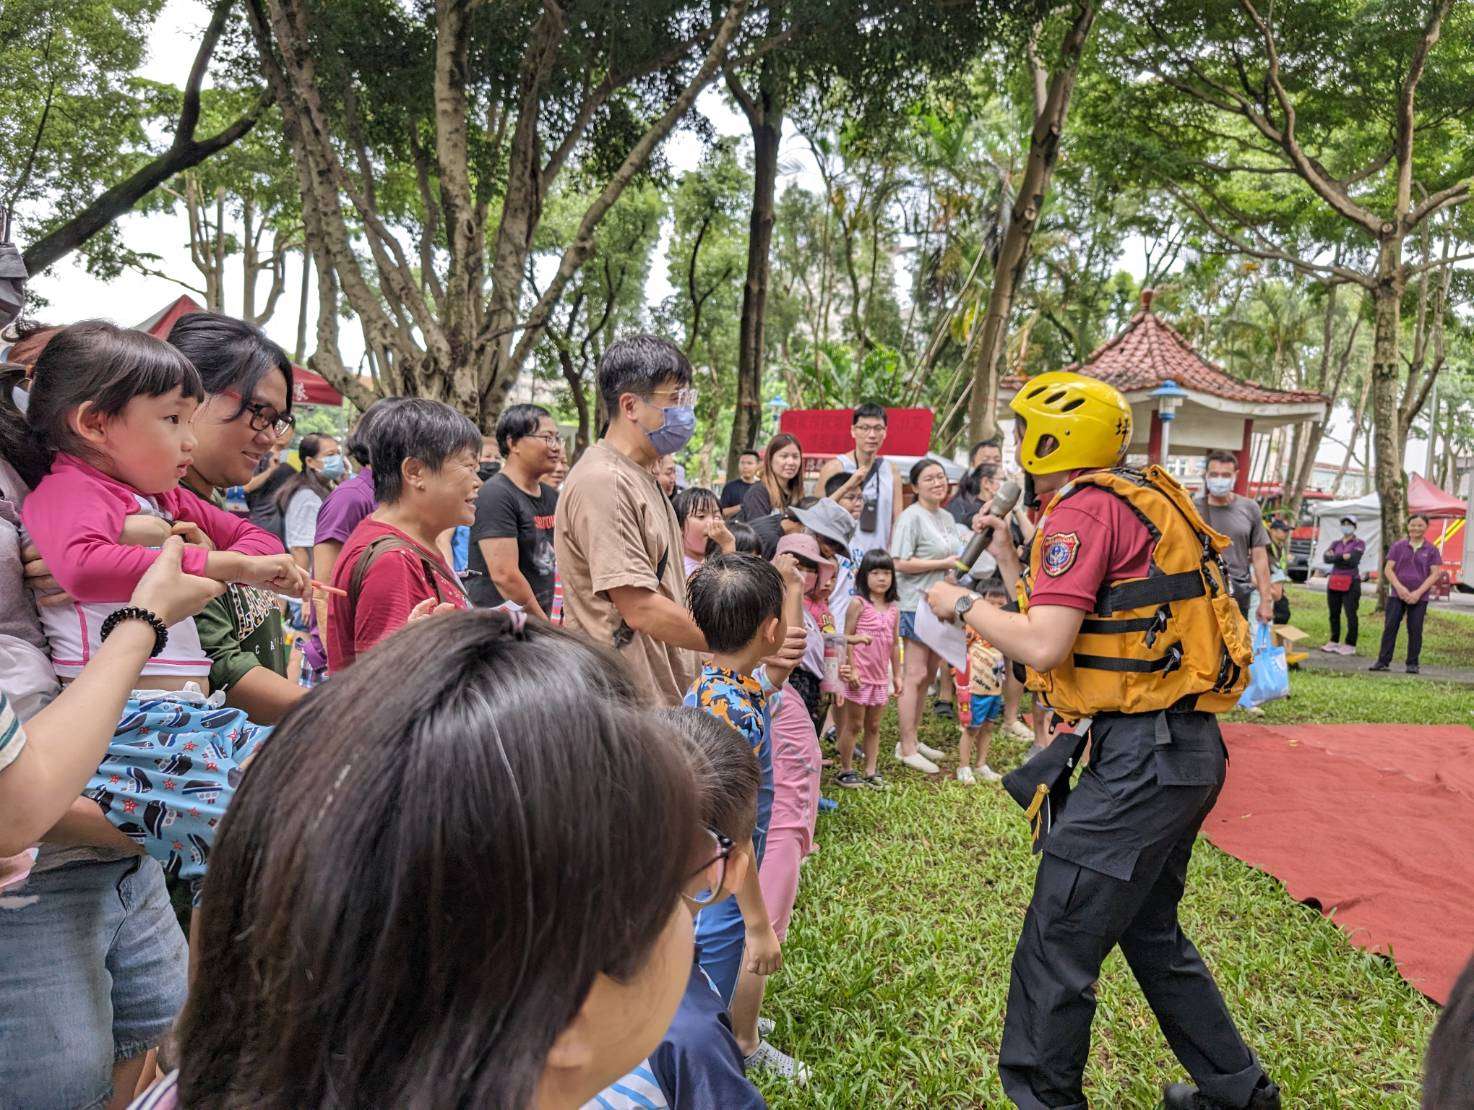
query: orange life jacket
1018 465 1252 719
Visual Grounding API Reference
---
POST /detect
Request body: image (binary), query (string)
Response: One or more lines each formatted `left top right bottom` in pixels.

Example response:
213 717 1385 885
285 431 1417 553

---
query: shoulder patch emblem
1041 532 1080 577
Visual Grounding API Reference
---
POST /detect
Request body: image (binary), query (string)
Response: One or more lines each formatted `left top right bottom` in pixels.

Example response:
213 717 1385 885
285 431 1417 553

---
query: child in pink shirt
837 549 902 788
15 321 308 897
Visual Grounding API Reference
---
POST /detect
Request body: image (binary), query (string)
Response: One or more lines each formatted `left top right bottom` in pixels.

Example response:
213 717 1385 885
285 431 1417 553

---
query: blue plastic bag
1238 622 1289 709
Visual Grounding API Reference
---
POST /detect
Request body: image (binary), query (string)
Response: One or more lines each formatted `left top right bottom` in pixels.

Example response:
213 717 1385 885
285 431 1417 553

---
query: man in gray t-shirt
1194 450 1273 624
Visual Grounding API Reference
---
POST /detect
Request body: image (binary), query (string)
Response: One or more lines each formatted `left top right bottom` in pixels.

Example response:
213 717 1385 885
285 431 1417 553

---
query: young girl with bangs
836 548 902 789
674 486 736 578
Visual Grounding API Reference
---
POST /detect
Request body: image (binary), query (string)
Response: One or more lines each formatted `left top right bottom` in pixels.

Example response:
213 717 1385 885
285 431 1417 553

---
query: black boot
1161 1077 1281 1110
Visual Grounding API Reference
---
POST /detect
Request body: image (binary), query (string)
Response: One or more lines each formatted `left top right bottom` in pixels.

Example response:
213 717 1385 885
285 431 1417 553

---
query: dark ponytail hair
0 320 201 486
178 610 699 1108
0 322 60 488
274 433 339 513
166 311 293 415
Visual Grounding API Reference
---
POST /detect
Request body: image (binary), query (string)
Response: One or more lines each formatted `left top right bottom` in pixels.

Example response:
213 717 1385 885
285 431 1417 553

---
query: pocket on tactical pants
1039 855 1141 941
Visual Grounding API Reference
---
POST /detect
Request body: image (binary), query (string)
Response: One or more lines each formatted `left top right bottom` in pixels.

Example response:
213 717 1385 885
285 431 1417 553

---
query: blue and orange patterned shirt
684 664 773 850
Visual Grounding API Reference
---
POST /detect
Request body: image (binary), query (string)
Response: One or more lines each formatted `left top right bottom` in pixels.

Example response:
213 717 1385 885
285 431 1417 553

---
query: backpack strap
347 535 468 625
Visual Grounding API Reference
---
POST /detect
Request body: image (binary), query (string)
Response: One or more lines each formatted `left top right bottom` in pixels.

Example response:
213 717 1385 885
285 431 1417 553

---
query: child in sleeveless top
836 549 901 789
951 587 1009 785
14 322 310 900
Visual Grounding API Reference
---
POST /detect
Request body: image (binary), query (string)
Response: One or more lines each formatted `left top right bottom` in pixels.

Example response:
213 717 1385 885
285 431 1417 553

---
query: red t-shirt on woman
326 519 469 672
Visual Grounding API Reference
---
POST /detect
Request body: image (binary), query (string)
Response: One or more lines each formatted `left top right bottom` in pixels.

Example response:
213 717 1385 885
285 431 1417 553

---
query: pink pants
758 828 808 942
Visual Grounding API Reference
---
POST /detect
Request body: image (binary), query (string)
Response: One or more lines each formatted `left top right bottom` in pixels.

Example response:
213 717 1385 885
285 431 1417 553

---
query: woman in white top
277 433 344 569
890 458 984 774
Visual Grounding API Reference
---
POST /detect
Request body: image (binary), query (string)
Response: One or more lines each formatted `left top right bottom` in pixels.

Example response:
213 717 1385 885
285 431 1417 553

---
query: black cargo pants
998 710 1267 1109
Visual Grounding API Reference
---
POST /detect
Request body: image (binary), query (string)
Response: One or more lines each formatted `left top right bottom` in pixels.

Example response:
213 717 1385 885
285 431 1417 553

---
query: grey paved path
1295 646 1474 686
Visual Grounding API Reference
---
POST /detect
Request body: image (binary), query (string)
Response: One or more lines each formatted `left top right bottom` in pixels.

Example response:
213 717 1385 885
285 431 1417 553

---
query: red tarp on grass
1204 723 1474 1003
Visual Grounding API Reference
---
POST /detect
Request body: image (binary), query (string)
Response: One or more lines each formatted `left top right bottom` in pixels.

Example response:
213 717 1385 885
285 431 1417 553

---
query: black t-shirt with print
467 473 559 611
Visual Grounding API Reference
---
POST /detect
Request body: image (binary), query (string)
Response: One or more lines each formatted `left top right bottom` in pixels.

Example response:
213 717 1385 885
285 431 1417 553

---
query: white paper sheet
913 598 969 672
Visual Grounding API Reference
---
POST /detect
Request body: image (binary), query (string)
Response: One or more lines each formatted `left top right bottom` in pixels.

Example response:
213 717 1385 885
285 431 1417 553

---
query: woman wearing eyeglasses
467 403 563 620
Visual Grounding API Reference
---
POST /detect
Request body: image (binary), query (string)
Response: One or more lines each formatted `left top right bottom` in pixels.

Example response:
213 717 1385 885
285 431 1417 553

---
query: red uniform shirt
327 519 469 672
1027 485 1154 612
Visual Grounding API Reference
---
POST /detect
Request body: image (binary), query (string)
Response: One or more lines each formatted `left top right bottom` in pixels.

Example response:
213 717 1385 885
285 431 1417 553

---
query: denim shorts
0 857 188 1109
899 610 918 641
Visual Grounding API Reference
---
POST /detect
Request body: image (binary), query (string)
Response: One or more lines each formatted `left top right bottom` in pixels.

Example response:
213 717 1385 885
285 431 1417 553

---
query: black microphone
955 478 1021 573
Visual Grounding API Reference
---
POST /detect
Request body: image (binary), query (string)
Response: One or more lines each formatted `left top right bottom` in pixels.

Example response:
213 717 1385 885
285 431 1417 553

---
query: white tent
1308 493 1381 578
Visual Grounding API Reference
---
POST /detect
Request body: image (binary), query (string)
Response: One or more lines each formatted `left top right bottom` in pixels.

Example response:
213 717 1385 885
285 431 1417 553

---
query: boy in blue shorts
684 553 800 1010
952 586 1009 785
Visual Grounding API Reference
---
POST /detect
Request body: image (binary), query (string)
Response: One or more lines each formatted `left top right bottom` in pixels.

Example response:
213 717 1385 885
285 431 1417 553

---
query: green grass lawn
759 664 1454 1108
1282 585 1474 669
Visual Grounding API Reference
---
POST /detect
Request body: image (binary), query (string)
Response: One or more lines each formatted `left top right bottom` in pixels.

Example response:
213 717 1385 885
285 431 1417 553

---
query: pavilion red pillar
1147 411 1163 465
1235 419 1253 494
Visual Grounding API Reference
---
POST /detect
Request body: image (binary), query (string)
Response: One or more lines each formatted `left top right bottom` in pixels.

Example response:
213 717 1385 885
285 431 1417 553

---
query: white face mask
1204 476 1234 497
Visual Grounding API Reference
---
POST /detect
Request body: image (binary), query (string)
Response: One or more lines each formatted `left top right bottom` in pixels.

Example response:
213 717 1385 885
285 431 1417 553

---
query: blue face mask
1204 476 1234 497
319 453 346 480
646 404 696 456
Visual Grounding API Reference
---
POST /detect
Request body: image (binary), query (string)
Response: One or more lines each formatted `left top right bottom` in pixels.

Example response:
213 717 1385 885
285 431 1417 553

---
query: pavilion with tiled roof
1000 289 1328 493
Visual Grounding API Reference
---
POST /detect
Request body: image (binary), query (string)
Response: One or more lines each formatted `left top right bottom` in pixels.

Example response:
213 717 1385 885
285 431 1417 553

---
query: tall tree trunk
1370 241 1407 610
242 197 259 322
555 343 592 457
1284 282 1339 519
726 56 782 479
294 247 311 362
966 0 1095 442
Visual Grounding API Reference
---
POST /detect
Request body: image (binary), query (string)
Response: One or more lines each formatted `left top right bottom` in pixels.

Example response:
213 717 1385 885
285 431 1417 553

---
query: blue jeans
0 858 188 1109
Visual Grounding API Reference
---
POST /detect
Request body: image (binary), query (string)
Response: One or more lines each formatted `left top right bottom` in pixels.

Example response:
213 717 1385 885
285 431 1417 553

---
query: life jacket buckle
1163 641 1184 675
1144 604 1171 648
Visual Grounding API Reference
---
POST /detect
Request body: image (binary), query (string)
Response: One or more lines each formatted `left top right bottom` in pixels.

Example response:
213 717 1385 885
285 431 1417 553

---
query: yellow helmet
1009 370 1133 475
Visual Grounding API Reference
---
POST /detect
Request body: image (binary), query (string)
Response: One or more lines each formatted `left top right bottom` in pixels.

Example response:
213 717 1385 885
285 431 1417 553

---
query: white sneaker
917 741 946 761
1320 642 1340 653
894 744 940 774
956 766 976 785
975 764 1003 783
745 1039 810 1086
1004 719 1035 742
1336 643 1357 655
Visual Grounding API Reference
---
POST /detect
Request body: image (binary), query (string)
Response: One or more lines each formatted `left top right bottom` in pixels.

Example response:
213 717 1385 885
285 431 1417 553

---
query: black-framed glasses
222 390 295 437
524 431 564 449
684 827 735 908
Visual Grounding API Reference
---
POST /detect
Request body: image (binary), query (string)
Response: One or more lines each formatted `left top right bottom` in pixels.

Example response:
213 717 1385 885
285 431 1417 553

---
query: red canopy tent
1408 472 1465 518
136 295 344 407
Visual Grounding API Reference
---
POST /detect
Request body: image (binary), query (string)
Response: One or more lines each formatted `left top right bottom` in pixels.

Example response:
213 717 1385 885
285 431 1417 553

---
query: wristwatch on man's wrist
954 591 981 622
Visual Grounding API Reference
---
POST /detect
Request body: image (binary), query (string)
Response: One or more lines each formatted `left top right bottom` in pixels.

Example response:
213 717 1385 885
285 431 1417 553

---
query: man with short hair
970 437 1004 469
721 449 762 519
815 402 903 560
467 403 561 619
1194 450 1273 624
555 335 706 704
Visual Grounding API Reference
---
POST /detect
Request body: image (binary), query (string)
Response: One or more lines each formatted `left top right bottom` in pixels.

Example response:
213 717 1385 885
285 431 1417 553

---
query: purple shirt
1386 538 1441 594
314 466 376 546
304 467 377 669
